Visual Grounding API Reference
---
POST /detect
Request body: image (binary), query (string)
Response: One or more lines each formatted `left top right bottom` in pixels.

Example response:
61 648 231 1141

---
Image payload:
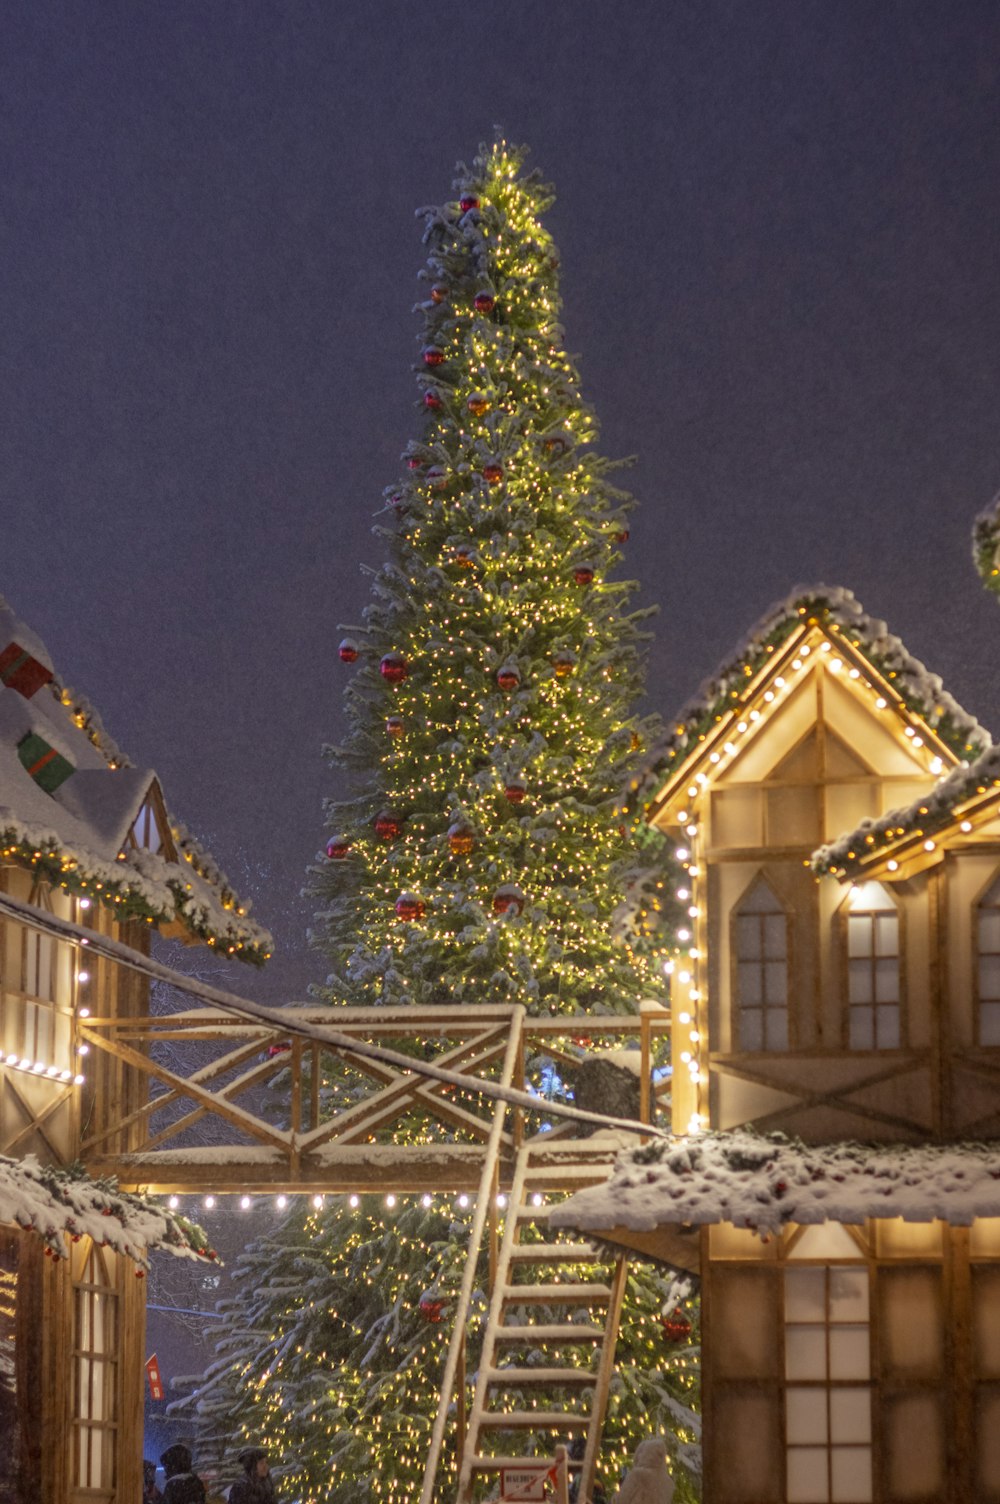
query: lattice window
72 1240 120 1499
734 877 788 1051
846 881 900 1049
784 1262 873 1502
978 875 1000 1046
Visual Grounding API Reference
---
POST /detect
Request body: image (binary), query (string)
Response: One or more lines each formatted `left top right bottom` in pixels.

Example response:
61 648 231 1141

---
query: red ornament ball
496 665 521 691
615 528 630 544
374 811 403 841
493 885 526 917
543 433 568 456
423 390 443 411
406 455 423 471
426 466 448 491
504 780 527 804
459 194 480 212
452 544 477 569
385 715 404 737
552 652 576 679
326 836 352 860
267 1042 291 1058
474 291 495 314
661 1313 693 1344
380 654 409 683
338 639 359 663
482 462 504 485
448 823 475 855
467 394 490 416
419 1295 445 1322
573 566 595 587
422 346 445 367
395 892 426 922
430 284 449 304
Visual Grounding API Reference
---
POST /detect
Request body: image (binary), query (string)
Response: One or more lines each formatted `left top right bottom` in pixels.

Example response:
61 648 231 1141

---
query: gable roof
636 586 989 825
0 595 271 963
813 741 1000 882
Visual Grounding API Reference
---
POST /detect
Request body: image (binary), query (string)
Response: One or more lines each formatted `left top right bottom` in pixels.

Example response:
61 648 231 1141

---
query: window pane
739 1008 764 1052
787 1447 830 1502
980 955 1000 1001
830 1446 872 1502
829 1388 871 1443
786 1269 827 1322
829 1269 869 1322
829 1325 870 1379
737 915 762 959
764 914 787 959
765 1007 788 1052
981 1002 1000 1046
979 910 1000 953
847 917 872 958
848 959 872 1004
739 962 763 1006
786 1327 828 1380
874 914 898 957
874 958 899 1003
849 1007 874 1050
875 1004 900 1049
787 1387 829 1443
764 959 788 1006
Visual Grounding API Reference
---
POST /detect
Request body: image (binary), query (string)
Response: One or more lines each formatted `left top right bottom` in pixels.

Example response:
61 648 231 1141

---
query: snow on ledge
0 1153 213 1266
549 1130 1000 1241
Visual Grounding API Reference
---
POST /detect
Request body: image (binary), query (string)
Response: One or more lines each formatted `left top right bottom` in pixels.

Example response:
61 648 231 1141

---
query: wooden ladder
456 1143 626 1504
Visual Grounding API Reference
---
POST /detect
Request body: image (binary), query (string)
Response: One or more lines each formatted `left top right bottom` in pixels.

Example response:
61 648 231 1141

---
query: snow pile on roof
0 1153 213 1267
550 1130 1000 1241
813 743 1000 875
634 587 989 808
0 594 270 962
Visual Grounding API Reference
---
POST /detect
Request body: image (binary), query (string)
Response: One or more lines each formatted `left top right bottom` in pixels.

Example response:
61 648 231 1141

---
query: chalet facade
0 595 270 1504
555 587 1000 1504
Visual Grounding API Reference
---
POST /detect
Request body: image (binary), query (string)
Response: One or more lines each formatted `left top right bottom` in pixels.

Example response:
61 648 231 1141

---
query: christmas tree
315 140 662 1014
176 143 699 1502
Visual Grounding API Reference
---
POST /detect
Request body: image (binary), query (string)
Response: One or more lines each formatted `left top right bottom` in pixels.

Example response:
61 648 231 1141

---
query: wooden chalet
553 587 1000 1504
0 594 270 1504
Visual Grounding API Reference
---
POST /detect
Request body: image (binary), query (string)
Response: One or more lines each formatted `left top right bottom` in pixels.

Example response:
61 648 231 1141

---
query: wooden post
489 1159 500 1293
639 1009 651 1127
553 1445 570 1504
456 1327 467 1461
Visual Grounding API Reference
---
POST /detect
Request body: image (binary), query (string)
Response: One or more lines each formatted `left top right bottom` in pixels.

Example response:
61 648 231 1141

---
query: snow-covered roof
812 742 1000 878
550 1130 1000 1241
0 595 270 962
635 587 989 811
0 1152 213 1268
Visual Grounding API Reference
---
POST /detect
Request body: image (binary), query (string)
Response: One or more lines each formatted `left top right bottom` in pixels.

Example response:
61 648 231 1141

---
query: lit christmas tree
177 144 699 1502
315 140 663 1014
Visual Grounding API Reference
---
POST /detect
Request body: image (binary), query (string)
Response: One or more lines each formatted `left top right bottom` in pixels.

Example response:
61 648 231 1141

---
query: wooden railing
77 1000 671 1192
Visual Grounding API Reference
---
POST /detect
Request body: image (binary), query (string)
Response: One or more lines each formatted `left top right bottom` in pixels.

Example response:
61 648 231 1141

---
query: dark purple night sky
3 2 1000 1003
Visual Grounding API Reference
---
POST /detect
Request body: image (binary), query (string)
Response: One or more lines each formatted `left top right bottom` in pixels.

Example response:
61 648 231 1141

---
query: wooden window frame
730 874 793 1053
838 882 907 1052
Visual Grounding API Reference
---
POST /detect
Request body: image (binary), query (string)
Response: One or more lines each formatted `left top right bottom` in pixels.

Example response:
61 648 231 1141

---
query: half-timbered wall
704 1216 1000 1504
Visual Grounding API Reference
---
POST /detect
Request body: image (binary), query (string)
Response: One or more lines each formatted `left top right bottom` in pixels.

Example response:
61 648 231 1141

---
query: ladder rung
484 1366 597 1387
477 1410 591 1431
509 1243 599 1263
522 1163 614 1182
467 1456 584 1473
493 1323 605 1342
503 1282 611 1304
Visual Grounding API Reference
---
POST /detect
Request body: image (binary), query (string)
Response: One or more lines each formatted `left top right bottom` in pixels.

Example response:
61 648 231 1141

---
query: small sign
500 1463 556 1501
146 1353 164 1401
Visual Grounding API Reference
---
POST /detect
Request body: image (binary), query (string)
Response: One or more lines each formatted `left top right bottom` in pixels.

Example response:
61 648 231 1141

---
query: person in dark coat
228 1446 277 1503
159 1444 206 1504
143 1459 164 1502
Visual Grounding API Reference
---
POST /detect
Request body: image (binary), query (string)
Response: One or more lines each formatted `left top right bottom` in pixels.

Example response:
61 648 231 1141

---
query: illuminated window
784 1263 873 1502
72 1240 121 1499
734 878 788 1051
846 882 900 1049
977 875 1000 1046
